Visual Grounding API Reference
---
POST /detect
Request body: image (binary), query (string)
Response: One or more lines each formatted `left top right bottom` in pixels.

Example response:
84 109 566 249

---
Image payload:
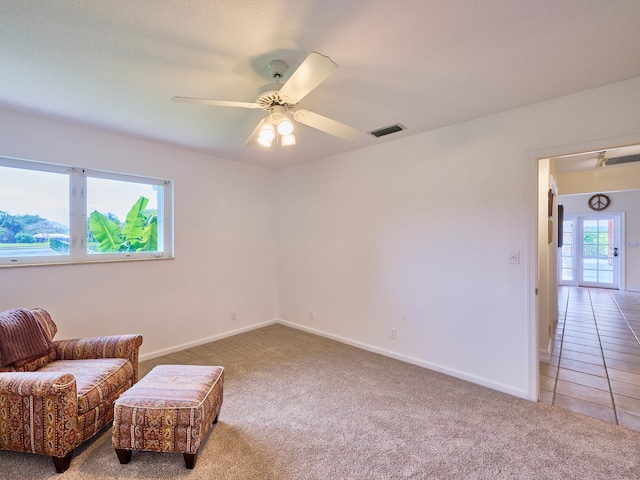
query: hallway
539 286 640 431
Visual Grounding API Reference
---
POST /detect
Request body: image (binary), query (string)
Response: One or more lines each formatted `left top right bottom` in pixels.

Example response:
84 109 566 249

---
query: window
0 156 173 266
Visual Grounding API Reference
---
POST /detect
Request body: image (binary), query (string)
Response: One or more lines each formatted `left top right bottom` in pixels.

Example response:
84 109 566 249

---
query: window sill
0 255 174 269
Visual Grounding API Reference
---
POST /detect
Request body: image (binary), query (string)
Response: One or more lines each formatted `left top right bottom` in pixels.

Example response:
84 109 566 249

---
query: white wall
276 76 640 399
559 190 640 291
3 75 640 400
0 108 278 358
558 162 640 195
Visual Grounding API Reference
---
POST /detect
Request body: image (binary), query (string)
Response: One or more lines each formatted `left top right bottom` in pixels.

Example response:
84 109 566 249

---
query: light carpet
2 324 640 479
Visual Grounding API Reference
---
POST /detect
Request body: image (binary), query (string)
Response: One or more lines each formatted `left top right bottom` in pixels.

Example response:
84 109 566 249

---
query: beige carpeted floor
3 324 640 479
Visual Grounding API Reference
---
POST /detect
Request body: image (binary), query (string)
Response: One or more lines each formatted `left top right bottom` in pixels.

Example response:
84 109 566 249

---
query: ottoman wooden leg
184 452 198 469
115 448 132 464
52 451 74 473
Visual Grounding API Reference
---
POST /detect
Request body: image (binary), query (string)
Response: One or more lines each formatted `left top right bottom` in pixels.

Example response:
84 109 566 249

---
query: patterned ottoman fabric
112 364 224 469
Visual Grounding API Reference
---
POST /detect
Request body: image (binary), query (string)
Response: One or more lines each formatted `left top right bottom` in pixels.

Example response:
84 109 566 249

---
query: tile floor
540 286 640 431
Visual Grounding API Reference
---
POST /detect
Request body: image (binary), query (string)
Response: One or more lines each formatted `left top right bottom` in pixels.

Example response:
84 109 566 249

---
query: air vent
368 123 406 138
605 153 640 166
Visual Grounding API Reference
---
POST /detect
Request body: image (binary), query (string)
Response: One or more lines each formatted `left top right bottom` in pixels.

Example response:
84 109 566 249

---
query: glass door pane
560 218 575 283
580 217 617 288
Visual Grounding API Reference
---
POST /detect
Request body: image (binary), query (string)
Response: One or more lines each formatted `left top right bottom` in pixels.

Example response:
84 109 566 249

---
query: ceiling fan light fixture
257 136 272 147
281 134 296 146
277 118 294 136
270 105 294 136
259 122 276 142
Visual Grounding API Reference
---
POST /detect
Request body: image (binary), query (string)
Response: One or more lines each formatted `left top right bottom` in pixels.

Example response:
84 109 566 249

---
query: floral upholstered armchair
0 308 143 473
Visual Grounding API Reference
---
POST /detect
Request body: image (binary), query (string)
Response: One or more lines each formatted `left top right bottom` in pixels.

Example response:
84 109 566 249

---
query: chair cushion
38 358 133 414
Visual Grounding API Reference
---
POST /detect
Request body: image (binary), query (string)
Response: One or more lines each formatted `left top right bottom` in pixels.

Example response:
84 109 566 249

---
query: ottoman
112 364 224 469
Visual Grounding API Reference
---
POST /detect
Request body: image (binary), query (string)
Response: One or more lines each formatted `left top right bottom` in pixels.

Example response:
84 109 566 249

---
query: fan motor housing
256 83 296 110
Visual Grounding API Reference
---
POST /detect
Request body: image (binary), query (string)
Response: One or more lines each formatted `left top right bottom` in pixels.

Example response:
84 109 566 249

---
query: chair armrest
0 371 76 396
0 372 78 457
55 334 143 382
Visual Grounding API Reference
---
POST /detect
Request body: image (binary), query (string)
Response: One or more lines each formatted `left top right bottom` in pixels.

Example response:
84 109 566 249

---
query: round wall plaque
588 194 610 211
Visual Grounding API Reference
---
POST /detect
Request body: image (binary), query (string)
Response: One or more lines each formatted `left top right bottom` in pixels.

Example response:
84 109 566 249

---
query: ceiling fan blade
244 117 268 146
278 52 338 105
172 96 262 109
293 109 361 141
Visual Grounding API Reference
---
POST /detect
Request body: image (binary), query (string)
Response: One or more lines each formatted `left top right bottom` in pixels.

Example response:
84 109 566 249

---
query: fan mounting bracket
267 60 288 79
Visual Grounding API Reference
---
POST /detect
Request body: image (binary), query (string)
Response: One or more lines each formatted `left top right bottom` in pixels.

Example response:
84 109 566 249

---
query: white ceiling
2 1 640 170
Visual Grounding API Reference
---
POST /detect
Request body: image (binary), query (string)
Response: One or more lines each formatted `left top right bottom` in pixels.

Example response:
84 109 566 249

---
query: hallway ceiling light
596 151 608 167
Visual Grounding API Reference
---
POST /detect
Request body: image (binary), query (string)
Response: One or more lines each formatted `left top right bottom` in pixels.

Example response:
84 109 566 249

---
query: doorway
559 213 623 290
533 139 640 409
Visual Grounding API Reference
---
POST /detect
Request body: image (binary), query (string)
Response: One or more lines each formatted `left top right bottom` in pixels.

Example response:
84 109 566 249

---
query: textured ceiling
1 1 640 169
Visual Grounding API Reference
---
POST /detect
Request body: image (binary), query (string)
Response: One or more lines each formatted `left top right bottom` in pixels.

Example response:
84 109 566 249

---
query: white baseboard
539 350 551 363
139 319 277 362
140 318 529 399
276 319 528 400
626 285 640 293
539 336 553 363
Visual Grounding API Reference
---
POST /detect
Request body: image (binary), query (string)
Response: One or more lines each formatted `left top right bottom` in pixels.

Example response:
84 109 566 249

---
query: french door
559 213 622 289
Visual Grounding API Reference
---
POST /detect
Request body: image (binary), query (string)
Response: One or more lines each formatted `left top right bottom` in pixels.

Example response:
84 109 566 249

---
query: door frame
526 132 640 402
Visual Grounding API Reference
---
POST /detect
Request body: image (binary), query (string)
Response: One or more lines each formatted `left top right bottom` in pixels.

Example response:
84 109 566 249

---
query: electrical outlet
390 327 397 339
509 251 520 264
231 311 236 321
309 311 314 321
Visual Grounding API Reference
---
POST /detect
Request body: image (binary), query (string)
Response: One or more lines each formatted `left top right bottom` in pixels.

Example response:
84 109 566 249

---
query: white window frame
0 156 173 267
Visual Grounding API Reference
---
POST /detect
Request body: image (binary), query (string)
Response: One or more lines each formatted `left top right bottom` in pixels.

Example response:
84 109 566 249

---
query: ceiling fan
172 52 361 147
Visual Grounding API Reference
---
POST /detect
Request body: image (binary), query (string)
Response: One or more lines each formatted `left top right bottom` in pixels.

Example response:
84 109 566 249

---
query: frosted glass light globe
259 123 276 141
277 119 294 136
